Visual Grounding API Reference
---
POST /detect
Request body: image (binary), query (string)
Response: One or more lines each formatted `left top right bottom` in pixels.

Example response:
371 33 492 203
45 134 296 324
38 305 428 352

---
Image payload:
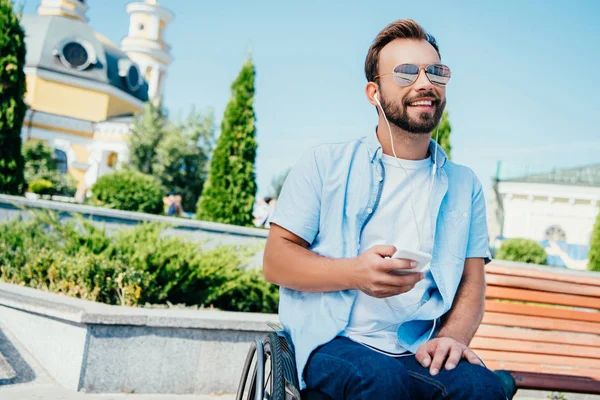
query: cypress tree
434 110 452 160
0 0 26 194
196 59 257 226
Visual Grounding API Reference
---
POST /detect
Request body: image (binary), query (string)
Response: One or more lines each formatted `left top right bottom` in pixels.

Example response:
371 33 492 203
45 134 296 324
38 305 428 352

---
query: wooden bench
471 261 600 397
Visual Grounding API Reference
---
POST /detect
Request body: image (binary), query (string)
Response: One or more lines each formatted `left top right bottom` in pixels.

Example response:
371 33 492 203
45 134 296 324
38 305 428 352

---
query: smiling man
263 19 506 399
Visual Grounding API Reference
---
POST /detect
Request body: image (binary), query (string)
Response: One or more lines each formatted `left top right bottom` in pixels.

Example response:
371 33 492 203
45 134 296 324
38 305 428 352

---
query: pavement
0 384 235 400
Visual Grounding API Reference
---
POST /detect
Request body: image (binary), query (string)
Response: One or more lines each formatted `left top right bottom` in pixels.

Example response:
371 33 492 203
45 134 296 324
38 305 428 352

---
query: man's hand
353 245 424 298
415 337 484 376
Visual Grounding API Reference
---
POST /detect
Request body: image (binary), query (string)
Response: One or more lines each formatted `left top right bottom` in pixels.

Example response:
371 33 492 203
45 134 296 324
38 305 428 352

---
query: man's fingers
444 345 463 370
463 349 484 367
415 342 434 368
378 272 423 288
370 284 416 298
429 341 451 376
384 257 416 270
370 245 397 257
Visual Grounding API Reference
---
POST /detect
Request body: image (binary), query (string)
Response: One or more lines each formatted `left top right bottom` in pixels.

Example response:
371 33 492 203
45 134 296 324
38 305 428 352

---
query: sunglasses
375 63 451 87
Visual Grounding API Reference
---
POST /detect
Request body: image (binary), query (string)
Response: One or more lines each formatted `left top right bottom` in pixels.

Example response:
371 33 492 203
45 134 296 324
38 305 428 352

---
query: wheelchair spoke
264 368 272 396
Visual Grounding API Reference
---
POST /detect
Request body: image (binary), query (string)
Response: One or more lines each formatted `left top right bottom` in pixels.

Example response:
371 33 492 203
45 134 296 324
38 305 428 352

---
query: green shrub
589 212 600 272
90 170 164 214
0 210 277 312
495 238 547 265
28 178 54 195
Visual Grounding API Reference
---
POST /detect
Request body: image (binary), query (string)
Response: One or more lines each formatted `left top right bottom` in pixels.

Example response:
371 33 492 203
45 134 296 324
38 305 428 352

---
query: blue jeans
304 337 507 400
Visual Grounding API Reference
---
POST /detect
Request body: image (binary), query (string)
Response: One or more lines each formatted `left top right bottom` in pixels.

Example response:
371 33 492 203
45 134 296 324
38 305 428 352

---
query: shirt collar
365 128 448 169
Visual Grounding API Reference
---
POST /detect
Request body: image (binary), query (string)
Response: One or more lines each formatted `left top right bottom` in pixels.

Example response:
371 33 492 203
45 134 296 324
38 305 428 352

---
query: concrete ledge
0 283 277 331
0 194 268 239
0 282 278 394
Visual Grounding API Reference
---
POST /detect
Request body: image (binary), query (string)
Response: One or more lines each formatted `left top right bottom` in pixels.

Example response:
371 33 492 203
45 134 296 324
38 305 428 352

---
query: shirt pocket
442 209 471 260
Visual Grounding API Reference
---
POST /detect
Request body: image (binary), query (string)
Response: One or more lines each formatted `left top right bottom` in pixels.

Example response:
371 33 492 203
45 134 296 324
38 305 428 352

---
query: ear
365 81 379 107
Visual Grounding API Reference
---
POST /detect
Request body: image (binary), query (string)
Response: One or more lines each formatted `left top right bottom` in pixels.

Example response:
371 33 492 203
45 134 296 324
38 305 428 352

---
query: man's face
377 39 446 134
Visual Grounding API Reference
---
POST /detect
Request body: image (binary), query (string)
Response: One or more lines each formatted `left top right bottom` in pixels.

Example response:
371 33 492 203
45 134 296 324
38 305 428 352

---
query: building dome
21 14 149 104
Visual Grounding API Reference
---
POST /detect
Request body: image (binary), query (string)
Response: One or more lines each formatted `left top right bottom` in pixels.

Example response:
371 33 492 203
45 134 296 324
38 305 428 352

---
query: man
263 19 506 399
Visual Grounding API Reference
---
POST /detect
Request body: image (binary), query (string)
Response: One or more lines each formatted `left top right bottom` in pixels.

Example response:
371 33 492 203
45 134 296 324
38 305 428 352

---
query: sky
22 0 600 198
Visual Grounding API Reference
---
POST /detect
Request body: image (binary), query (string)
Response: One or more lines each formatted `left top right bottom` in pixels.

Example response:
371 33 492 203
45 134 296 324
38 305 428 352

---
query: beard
380 91 446 134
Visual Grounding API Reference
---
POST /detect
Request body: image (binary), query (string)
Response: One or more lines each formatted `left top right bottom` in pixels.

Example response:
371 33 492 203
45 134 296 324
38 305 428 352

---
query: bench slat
475 324 600 347
470 337 600 359
486 274 600 297
485 361 600 380
477 349 600 369
486 264 600 287
485 300 600 323
486 286 600 310
482 312 600 335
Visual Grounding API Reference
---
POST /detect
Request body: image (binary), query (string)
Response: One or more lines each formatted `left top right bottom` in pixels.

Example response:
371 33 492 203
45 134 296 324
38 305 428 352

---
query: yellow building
20 0 173 199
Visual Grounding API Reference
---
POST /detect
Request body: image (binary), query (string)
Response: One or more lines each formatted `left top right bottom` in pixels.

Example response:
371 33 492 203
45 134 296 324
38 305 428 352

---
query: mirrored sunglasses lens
393 64 419 87
426 64 451 86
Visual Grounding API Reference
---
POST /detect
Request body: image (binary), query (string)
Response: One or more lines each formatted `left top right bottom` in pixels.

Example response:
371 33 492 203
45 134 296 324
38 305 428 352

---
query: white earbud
373 90 439 254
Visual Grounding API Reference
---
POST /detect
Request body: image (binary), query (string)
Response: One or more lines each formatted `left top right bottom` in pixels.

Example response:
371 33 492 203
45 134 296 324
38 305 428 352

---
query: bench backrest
472 261 600 380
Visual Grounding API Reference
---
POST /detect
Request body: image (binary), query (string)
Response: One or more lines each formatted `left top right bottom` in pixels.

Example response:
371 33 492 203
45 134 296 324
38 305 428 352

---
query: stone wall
0 282 278 394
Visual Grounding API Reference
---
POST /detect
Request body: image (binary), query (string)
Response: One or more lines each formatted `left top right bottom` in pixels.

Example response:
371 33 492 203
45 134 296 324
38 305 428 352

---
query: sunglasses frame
374 63 451 87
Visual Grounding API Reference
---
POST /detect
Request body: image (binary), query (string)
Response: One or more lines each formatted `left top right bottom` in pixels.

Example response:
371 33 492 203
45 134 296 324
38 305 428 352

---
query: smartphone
390 248 432 275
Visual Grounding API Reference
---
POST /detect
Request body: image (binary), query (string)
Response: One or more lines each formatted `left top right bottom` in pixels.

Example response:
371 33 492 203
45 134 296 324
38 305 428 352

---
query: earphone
374 92 438 177
373 91 439 252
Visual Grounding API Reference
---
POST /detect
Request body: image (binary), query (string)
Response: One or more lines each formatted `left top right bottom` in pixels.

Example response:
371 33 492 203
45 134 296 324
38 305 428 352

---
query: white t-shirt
342 153 435 355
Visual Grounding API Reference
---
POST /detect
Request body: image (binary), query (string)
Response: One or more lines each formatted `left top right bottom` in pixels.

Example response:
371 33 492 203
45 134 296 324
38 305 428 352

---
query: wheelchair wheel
236 332 301 400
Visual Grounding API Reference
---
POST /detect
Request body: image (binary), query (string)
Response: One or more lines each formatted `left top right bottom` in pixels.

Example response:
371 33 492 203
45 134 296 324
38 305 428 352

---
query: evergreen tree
589 211 600 272
434 110 452 160
127 101 167 175
0 0 26 194
196 59 257 226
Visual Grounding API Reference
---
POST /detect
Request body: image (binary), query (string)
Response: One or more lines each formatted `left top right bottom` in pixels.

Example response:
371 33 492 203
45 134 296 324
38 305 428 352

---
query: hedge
0 211 277 312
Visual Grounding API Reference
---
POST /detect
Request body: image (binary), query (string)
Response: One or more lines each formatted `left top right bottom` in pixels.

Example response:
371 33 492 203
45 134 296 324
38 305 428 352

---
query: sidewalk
0 384 235 400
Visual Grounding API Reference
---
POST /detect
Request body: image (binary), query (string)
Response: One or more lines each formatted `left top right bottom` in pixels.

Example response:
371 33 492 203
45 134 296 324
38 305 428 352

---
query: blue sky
22 0 600 198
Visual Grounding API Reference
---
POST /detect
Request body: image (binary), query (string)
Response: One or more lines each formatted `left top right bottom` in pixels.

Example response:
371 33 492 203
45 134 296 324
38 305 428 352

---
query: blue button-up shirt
271 133 491 389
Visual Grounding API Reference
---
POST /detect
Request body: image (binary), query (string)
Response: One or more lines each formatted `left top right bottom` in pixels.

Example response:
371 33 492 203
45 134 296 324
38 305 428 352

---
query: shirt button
377 176 383 182
367 208 373 214
462 212 468 218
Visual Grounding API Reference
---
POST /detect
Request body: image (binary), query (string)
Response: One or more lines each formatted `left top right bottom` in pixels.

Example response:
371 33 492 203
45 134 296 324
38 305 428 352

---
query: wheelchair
236 331 518 400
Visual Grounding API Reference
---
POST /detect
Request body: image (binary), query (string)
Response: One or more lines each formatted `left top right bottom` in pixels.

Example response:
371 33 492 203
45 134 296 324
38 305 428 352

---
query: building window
545 225 567 242
54 38 97 71
107 152 118 168
54 149 68 174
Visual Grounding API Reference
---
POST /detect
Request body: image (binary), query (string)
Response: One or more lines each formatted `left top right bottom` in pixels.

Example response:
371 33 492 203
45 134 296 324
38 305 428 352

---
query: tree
22 140 56 182
154 109 215 212
0 0 26 195
434 110 452 160
127 101 215 213
588 211 600 272
196 59 257 226
127 101 167 175
22 140 76 196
